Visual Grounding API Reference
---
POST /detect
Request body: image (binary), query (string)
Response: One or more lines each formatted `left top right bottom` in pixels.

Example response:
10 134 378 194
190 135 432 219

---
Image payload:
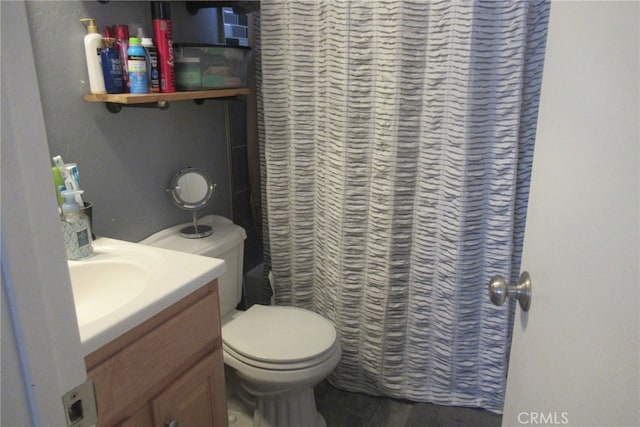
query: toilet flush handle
166 420 179 427
488 271 532 312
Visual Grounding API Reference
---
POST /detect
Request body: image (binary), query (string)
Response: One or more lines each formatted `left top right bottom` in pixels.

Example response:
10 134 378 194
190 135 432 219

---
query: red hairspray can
151 2 175 93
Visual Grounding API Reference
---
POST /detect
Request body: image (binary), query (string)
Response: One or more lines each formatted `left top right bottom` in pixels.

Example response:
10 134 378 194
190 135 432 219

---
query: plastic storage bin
174 43 251 91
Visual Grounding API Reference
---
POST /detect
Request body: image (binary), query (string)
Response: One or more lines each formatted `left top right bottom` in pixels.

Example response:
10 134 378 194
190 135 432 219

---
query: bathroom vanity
84 280 227 427
67 237 228 427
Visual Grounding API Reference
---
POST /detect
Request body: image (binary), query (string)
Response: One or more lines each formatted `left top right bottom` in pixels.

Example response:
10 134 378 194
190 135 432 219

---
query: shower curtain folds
255 0 550 413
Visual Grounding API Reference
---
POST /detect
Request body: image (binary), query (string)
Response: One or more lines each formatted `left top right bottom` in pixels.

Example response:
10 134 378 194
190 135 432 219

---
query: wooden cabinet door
88 291 220 426
152 350 228 427
117 406 153 427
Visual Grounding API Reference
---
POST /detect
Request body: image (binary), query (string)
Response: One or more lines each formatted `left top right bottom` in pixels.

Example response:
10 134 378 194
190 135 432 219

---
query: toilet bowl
223 305 341 426
141 215 341 427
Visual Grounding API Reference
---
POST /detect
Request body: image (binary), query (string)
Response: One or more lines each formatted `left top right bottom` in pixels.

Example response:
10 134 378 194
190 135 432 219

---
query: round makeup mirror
167 167 216 238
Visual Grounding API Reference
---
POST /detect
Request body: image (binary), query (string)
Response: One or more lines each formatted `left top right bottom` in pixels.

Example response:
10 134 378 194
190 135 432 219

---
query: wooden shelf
83 87 250 105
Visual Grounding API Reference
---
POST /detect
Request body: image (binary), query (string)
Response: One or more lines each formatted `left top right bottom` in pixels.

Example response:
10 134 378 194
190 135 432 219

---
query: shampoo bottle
106 25 130 92
100 38 125 94
115 25 130 91
80 18 106 94
60 190 93 260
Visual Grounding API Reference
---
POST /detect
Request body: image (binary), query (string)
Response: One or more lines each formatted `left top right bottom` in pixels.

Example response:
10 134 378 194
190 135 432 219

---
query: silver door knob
488 271 532 311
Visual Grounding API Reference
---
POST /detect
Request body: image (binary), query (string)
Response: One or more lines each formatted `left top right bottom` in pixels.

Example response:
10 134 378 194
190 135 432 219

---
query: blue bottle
100 38 124 94
127 37 148 94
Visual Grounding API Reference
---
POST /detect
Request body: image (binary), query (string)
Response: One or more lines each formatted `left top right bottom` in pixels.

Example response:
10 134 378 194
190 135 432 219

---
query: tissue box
174 43 251 91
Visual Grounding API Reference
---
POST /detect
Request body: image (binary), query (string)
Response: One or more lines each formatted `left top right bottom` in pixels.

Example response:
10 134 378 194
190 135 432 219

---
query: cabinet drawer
89 290 221 426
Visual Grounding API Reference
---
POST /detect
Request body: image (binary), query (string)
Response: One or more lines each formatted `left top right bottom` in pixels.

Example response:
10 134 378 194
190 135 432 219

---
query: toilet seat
223 340 340 371
222 305 338 371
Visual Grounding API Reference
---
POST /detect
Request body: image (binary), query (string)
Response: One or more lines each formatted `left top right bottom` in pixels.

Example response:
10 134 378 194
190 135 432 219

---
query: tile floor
315 380 502 427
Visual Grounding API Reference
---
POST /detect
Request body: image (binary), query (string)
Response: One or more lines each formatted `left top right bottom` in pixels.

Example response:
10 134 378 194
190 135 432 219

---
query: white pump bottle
81 18 106 94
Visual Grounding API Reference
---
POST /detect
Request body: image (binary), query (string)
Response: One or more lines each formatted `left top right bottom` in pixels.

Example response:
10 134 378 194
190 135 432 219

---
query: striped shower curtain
255 0 549 412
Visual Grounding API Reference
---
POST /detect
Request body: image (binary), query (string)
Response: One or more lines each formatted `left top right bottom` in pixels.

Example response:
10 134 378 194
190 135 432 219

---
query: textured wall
26 1 233 242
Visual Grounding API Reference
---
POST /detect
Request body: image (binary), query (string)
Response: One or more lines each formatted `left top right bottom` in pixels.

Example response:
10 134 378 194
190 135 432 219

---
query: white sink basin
68 237 225 356
69 260 150 328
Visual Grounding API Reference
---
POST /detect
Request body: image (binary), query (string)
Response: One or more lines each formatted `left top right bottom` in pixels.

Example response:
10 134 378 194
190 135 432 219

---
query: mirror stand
180 210 213 239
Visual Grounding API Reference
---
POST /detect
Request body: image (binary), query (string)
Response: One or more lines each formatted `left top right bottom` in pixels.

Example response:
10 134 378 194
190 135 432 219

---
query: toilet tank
140 215 247 318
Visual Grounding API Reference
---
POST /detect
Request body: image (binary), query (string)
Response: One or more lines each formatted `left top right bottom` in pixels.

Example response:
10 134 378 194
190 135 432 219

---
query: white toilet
141 215 341 427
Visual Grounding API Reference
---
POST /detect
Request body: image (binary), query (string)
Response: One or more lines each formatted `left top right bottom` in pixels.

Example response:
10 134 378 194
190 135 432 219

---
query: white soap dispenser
61 190 94 260
80 18 106 94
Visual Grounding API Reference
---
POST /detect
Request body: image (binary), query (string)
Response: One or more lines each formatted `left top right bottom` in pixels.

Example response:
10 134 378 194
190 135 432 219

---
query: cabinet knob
166 420 179 427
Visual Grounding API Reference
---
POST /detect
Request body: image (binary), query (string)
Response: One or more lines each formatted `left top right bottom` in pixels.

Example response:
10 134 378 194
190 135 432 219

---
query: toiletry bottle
127 37 148 94
51 167 65 206
106 25 130 92
63 163 85 206
60 190 93 260
151 2 176 93
80 18 106 94
141 37 160 92
100 38 125 94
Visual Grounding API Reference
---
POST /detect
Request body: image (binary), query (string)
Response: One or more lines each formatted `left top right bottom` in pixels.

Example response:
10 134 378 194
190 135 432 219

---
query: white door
502 2 639 426
1 2 88 426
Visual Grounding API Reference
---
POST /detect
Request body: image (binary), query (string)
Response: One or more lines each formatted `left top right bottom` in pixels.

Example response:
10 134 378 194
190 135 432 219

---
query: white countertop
68 237 225 356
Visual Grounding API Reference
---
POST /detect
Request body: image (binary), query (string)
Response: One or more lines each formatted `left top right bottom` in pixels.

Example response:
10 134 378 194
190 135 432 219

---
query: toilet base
227 395 326 427
226 368 326 427
254 388 325 427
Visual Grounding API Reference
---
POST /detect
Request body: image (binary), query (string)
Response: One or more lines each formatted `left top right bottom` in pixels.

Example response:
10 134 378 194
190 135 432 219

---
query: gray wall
26 1 234 242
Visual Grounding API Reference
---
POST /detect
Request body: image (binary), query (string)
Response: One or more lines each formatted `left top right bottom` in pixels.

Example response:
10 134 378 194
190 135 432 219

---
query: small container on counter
60 190 93 260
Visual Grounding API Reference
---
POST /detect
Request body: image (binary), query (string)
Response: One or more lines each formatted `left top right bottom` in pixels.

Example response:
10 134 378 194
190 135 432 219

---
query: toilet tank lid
140 215 247 257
